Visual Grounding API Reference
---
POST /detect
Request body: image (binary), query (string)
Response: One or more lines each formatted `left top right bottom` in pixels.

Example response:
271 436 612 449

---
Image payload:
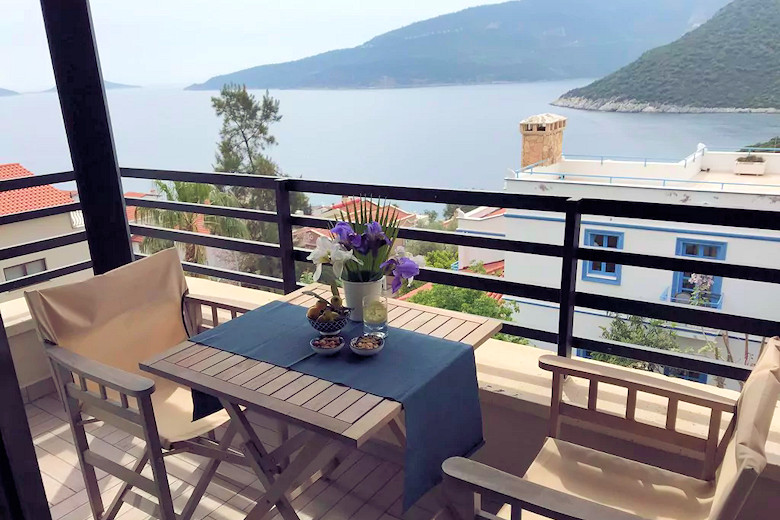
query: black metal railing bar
2 168 779 382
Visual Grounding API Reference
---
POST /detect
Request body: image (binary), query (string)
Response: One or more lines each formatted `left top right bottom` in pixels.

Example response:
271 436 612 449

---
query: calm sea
2 80 780 210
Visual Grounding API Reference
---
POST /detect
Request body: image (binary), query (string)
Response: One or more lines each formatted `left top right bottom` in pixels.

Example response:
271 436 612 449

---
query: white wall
456 214 505 268
480 180 780 370
521 154 702 183
0 213 92 302
701 151 780 175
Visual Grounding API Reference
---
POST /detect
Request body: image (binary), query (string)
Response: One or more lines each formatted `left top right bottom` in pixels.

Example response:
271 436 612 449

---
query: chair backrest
708 337 780 520
25 248 189 378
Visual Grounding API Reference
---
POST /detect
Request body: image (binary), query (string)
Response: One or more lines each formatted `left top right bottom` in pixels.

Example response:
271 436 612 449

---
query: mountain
554 0 780 112
187 0 728 91
45 80 140 93
0 87 18 96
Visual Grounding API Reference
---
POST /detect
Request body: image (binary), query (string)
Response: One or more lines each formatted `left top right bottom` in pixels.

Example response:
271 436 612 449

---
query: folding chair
444 338 780 520
26 249 246 520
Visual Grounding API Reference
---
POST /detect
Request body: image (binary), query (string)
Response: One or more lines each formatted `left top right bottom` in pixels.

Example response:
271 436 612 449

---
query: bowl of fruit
305 286 351 336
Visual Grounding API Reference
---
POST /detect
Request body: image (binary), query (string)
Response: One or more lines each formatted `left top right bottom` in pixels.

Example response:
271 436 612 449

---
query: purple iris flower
331 222 355 245
382 257 420 293
361 221 391 254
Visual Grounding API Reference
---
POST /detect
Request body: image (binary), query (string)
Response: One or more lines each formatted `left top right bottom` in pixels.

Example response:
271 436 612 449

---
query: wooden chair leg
137 397 177 520
443 475 479 520
180 423 239 520
103 452 150 520
51 361 105 520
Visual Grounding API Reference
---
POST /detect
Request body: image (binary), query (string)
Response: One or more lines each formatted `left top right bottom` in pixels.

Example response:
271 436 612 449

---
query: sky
2 0 506 92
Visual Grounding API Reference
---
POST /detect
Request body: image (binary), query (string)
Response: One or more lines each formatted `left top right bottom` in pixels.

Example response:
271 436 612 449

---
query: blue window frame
672 238 726 308
582 229 624 285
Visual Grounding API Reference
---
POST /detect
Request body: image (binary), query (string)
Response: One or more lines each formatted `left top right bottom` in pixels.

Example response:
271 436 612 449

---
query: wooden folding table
140 284 500 519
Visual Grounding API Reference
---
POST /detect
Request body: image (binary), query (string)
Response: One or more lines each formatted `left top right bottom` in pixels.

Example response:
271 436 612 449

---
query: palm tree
136 180 247 264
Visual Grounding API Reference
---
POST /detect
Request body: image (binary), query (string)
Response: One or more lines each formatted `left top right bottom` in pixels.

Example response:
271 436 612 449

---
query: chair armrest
442 457 647 520
539 355 736 412
184 294 255 314
46 345 155 397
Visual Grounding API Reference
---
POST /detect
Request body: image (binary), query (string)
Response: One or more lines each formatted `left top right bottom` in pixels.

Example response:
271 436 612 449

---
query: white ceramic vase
342 278 384 321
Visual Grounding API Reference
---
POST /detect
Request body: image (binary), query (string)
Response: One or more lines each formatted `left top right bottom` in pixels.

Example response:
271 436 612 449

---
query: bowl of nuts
310 335 345 355
349 334 384 357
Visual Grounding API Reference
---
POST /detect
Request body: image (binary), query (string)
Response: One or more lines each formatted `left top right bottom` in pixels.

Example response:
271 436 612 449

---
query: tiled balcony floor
28 394 445 520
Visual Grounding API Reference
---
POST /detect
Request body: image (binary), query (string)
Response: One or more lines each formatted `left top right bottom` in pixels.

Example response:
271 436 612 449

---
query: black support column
40 0 133 274
0 313 52 520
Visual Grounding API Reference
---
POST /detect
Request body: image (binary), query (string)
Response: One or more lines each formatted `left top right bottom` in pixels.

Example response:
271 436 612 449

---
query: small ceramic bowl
310 336 345 355
349 334 385 357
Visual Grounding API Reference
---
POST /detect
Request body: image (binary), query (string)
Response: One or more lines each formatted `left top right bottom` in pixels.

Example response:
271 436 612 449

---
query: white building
0 164 91 303
458 115 780 377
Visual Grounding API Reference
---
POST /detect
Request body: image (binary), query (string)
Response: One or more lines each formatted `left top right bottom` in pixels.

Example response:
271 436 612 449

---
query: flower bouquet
307 198 423 319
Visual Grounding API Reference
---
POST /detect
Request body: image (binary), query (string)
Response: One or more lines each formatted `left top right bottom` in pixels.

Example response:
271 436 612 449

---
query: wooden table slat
304 385 349 411
286 379 333 406
342 400 403 445
258 371 303 395
444 321 482 343
319 389 365 418
389 308 423 328
216 358 259 381
177 346 220 368
413 314 450 336
245 366 287 391
386 305 410 322
190 350 234 373
399 312 438 332
271 374 318 401
201 354 246 377
158 342 200 365
228 361 275 386
429 318 466 339
335 394 384 424
461 320 503 347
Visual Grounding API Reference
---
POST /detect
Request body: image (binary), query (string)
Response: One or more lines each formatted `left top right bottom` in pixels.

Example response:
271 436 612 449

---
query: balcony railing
3 167 780 383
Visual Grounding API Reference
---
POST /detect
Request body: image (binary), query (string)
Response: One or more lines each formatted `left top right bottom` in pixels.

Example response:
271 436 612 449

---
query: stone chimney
519 113 566 168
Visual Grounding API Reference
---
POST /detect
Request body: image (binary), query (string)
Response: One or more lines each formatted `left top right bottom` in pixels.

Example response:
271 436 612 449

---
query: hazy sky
2 0 505 92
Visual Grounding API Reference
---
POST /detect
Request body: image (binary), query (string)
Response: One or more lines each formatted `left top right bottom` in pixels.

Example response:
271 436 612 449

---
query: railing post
275 179 298 294
557 198 581 358
40 0 133 274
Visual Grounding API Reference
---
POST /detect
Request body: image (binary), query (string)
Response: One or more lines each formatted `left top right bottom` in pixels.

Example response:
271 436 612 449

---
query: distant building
316 197 418 227
457 115 780 377
0 164 90 302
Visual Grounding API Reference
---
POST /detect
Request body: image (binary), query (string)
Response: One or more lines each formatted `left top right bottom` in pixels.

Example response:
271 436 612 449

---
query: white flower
306 236 362 281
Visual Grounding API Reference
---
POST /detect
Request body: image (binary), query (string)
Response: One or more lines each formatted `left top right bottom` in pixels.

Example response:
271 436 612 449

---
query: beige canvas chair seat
497 438 715 520
151 380 229 445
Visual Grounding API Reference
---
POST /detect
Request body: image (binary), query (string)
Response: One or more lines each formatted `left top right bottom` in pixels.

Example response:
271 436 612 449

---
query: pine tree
211 84 311 278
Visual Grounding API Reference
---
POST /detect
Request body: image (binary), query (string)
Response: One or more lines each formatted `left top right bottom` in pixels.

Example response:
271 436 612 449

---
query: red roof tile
124 192 150 223
0 163 74 216
468 207 506 219
329 198 416 222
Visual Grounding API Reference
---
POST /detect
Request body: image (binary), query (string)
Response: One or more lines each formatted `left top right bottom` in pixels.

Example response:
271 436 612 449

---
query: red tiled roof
398 259 506 302
0 163 74 216
397 282 433 301
468 207 506 219
124 192 151 223
462 260 505 300
329 198 416 222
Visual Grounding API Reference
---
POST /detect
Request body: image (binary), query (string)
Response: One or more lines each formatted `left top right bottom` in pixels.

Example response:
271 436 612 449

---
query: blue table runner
189 300 483 510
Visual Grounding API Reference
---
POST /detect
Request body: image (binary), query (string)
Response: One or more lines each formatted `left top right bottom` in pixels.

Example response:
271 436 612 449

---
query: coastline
552 96 779 114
